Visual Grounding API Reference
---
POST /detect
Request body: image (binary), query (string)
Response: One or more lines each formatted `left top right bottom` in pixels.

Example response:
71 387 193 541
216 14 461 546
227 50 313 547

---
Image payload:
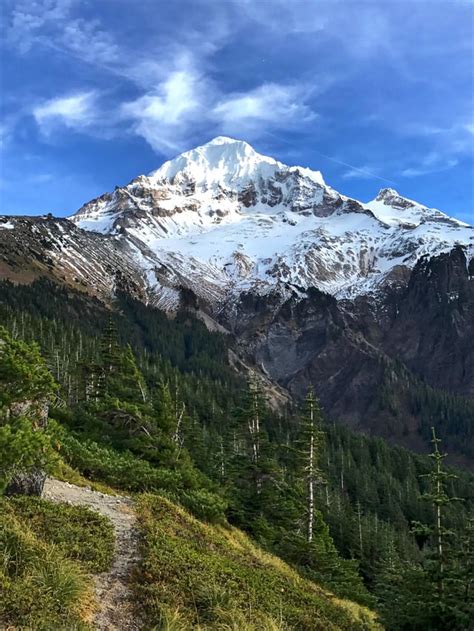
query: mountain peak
205 135 247 146
147 137 328 191
148 136 281 189
375 188 402 202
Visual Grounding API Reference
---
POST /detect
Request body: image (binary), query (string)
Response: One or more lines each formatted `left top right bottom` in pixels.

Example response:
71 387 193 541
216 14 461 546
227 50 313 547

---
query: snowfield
71 136 474 307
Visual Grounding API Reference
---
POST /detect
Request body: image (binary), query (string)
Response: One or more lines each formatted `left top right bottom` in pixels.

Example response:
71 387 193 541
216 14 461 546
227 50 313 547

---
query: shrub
177 488 228 524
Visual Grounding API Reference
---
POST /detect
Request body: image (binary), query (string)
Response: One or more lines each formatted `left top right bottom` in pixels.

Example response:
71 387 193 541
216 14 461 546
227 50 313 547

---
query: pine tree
413 427 459 602
0 327 57 494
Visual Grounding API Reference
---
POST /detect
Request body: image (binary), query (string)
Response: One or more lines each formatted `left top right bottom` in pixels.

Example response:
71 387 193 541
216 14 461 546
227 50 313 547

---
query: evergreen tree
412 427 459 604
0 327 57 493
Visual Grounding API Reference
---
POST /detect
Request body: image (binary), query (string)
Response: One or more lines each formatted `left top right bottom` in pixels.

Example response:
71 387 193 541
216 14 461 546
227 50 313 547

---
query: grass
4 496 115 572
0 495 115 630
135 494 382 630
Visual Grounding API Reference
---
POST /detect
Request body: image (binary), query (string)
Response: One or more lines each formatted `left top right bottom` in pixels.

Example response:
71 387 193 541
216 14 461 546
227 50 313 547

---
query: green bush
56 430 184 492
176 488 228 524
50 424 228 523
0 417 56 493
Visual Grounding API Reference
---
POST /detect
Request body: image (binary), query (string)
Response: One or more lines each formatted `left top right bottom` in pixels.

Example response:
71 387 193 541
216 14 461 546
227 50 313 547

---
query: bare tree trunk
220 436 225 479
308 395 315 543
436 468 444 598
356 501 363 556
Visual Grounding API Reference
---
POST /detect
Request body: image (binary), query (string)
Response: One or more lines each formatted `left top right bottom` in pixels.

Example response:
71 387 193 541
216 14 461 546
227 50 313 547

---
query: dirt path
42 478 141 630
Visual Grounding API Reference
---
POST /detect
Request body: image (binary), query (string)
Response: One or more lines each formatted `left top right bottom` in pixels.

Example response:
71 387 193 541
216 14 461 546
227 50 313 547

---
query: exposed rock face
383 246 474 398
219 246 474 458
224 286 386 427
0 215 149 302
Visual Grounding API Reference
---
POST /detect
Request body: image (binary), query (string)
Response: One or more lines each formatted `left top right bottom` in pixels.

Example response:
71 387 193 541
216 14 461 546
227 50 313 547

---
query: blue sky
1 0 473 223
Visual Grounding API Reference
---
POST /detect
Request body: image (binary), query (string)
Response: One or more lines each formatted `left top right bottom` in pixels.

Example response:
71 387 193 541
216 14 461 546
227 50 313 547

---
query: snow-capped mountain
71 136 473 310
1 137 473 459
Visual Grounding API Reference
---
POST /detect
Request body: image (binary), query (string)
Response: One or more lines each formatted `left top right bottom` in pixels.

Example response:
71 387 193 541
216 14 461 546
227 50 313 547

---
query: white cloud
123 70 202 127
6 0 76 53
5 1 322 154
33 92 97 132
120 68 317 154
120 64 210 153
60 18 120 66
213 83 316 136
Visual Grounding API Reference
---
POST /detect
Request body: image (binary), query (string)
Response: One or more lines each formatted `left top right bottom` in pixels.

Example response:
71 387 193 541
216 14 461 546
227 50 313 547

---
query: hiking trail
43 478 140 630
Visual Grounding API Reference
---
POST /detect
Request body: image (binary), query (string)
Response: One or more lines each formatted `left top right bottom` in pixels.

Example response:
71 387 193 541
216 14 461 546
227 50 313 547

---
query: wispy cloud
342 164 383 181
400 152 459 178
5 0 76 53
325 158 395 185
4 1 321 153
120 62 210 153
120 72 317 153
214 83 316 133
0 121 15 148
33 92 98 133
59 18 120 66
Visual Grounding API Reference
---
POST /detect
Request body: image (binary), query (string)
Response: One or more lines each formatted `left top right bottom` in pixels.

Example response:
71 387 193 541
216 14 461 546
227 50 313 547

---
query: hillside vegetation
1 280 473 629
0 496 114 629
135 494 380 630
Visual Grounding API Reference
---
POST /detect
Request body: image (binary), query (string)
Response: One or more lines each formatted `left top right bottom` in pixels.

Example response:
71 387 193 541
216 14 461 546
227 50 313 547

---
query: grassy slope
136 494 382 631
1 486 381 630
0 496 114 630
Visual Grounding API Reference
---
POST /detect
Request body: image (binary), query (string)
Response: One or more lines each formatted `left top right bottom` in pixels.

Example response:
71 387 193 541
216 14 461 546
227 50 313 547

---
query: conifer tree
413 426 459 601
0 327 57 494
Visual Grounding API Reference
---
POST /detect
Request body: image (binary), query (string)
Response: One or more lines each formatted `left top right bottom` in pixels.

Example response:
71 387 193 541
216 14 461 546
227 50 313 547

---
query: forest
1 279 473 629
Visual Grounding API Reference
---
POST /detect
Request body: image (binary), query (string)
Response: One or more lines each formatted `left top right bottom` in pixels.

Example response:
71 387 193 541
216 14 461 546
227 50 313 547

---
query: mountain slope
0 215 147 301
136 493 381 630
71 136 473 310
1 136 473 461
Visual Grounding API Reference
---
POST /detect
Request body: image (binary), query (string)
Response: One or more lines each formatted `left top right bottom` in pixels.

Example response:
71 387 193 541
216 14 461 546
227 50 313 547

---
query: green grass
4 496 115 572
0 496 115 630
135 494 382 630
